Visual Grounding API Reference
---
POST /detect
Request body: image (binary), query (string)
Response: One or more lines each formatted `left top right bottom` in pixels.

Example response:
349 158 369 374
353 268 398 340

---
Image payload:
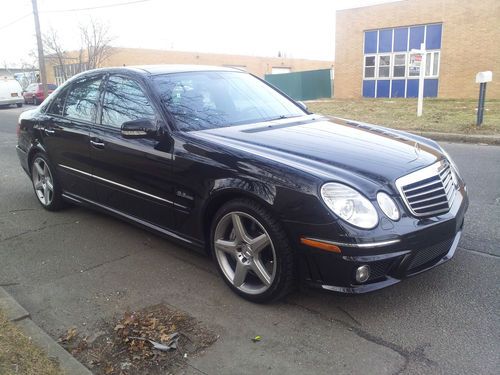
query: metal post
417 42 426 117
31 0 48 98
477 82 487 126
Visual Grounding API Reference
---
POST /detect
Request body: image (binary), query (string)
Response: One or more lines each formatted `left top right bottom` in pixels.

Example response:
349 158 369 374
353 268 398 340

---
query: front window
153 71 305 131
101 75 156 128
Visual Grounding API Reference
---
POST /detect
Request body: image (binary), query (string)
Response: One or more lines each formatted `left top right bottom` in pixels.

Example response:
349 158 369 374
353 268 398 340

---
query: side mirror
297 101 308 111
121 119 157 139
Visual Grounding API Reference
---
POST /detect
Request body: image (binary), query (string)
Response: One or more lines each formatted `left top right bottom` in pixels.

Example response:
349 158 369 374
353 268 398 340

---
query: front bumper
289 185 468 293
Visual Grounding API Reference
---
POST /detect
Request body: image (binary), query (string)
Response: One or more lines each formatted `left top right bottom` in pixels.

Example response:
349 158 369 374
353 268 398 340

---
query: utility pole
31 0 48 98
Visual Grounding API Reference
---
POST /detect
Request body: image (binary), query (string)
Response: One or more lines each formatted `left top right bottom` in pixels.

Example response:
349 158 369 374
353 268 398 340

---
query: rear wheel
211 199 295 303
31 154 64 211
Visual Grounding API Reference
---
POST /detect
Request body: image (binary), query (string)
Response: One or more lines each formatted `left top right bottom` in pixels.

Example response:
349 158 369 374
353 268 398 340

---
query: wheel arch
27 143 49 176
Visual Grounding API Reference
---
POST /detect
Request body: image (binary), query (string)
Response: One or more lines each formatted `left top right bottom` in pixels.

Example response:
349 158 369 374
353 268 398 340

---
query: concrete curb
412 131 500 145
0 287 92 375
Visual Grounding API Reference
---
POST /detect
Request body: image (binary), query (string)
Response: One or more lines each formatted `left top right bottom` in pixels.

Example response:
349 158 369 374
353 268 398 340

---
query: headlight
320 183 378 229
376 192 400 221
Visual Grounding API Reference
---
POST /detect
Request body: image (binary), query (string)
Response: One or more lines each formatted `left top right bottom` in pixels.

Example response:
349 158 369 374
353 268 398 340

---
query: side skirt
62 192 206 253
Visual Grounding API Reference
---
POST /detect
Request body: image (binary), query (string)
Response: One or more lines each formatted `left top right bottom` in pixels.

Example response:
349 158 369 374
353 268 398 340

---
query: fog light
355 265 370 283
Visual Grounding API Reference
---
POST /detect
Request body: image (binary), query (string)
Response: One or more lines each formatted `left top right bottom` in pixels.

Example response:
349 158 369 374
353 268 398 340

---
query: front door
89 74 176 230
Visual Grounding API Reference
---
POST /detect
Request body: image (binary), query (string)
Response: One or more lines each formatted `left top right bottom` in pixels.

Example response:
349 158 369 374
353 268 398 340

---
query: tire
210 198 295 303
16 103 22 108
30 153 64 211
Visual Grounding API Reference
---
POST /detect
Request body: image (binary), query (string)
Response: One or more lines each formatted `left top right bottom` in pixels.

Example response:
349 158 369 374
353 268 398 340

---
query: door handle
90 139 105 149
44 128 55 135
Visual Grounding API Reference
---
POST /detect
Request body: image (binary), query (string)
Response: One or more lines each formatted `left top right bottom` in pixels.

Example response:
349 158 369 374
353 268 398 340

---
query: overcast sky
0 0 400 68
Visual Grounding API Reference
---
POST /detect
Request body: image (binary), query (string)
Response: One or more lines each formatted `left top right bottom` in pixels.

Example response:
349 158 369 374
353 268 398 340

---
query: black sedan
16 65 468 302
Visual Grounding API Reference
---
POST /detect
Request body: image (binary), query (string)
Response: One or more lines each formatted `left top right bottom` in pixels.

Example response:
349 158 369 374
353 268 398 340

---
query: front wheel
210 199 295 303
31 154 64 211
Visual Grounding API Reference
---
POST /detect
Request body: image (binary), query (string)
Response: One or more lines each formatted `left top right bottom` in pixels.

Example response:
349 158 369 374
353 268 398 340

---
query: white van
0 77 23 107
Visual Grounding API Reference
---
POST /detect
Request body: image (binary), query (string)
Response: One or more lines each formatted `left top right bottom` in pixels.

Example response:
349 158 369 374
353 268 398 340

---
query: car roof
88 64 243 76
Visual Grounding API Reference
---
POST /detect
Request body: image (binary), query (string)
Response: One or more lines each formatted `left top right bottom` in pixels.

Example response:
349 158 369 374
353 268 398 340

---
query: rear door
41 75 103 200
89 74 176 229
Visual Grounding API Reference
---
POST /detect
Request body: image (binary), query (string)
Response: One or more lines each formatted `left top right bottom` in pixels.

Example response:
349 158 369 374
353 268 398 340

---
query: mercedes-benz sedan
16 65 468 302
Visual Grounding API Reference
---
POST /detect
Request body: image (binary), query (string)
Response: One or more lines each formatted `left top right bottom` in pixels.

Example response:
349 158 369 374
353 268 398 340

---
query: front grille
408 237 455 271
368 259 395 281
396 159 457 217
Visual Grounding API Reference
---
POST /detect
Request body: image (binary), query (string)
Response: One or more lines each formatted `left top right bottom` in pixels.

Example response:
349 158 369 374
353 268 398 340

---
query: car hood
192 115 443 187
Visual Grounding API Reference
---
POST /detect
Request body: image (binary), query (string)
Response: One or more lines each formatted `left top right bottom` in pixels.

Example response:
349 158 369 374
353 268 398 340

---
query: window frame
377 54 392 79
392 53 407 78
363 54 377 80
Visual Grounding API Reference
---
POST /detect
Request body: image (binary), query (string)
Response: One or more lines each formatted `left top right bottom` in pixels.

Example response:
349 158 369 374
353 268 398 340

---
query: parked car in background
0 77 23 108
23 83 57 105
16 66 468 302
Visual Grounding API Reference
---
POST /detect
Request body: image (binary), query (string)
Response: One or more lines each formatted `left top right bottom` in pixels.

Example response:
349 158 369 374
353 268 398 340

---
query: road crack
286 299 437 374
0 220 81 243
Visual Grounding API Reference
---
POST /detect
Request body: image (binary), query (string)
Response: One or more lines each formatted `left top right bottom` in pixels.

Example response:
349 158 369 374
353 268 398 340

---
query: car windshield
153 71 305 131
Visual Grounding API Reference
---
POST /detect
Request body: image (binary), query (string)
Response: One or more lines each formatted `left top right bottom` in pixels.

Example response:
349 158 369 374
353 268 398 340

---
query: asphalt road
1 105 499 374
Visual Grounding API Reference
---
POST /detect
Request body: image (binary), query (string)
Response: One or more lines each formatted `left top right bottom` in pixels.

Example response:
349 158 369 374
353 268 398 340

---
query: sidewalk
0 287 91 375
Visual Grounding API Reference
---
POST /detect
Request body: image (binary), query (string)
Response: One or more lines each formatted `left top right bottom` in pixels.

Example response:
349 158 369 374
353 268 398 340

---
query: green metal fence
264 69 332 101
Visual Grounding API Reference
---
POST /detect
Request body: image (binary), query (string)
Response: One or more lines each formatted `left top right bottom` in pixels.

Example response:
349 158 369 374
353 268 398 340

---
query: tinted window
64 77 102 122
101 76 155 128
47 87 68 116
153 71 305 131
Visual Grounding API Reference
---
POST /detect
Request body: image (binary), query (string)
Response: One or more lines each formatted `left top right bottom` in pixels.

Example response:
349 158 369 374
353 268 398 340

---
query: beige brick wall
335 0 500 99
46 48 333 83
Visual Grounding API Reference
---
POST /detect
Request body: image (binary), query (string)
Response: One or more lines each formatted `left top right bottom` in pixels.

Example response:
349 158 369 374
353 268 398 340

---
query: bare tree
43 28 68 80
79 18 115 70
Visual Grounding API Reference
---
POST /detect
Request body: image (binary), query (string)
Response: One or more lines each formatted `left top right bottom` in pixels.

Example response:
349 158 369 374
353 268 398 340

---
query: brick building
46 47 333 85
334 0 499 99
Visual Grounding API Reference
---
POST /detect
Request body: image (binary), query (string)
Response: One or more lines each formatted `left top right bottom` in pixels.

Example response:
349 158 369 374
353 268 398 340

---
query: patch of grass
306 98 499 135
0 310 62 375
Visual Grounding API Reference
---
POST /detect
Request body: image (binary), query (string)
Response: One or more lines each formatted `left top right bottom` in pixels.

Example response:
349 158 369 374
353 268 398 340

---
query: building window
364 56 376 78
378 55 391 78
53 62 88 85
362 23 442 98
393 54 406 77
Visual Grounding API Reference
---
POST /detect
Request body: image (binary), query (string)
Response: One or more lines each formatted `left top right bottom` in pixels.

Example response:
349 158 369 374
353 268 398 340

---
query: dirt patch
59 304 218 375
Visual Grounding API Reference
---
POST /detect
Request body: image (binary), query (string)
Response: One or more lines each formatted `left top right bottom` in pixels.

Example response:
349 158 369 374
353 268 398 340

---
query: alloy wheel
214 211 277 295
32 157 54 206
